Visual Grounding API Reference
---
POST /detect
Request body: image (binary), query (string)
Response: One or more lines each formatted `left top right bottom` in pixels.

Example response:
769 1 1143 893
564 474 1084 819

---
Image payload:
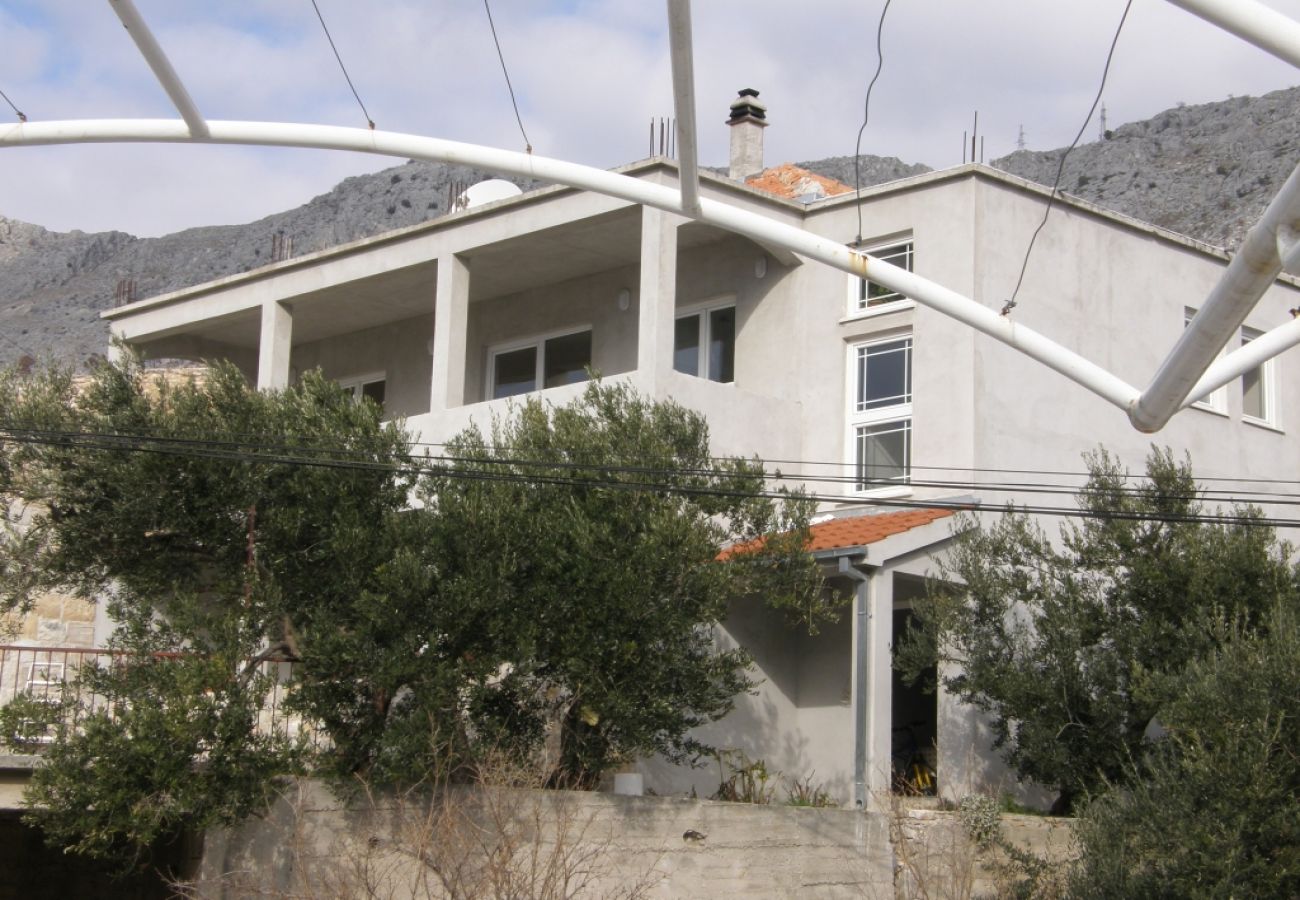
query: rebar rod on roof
108 0 210 139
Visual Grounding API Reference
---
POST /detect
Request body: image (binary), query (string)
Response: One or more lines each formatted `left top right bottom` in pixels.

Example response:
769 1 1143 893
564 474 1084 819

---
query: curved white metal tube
1163 0 1300 69
1184 315 1300 408
108 0 209 139
1 117 1145 411
667 0 701 218
1130 161 1300 431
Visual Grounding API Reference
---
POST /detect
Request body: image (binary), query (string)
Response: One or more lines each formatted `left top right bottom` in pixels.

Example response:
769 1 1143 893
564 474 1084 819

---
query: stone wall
194 781 896 899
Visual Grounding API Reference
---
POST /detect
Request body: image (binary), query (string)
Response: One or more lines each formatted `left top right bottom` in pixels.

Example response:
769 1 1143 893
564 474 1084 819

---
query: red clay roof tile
720 508 955 559
744 164 854 201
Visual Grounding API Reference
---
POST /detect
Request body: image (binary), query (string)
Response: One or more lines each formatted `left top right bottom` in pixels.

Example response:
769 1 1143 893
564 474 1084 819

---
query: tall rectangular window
851 240 913 313
1241 326 1276 425
674 303 735 383
849 335 912 490
490 328 592 400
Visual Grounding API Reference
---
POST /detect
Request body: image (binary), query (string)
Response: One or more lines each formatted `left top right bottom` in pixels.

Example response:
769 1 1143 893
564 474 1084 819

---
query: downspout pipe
1130 160 1300 432
838 556 872 810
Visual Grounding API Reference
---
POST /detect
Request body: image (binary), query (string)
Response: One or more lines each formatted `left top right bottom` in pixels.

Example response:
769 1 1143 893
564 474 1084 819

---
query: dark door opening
891 606 937 794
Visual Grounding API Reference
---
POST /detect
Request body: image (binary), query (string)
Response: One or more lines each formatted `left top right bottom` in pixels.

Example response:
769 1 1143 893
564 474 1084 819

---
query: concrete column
432 253 470 410
257 301 292 390
865 568 894 803
637 206 679 387
106 328 129 365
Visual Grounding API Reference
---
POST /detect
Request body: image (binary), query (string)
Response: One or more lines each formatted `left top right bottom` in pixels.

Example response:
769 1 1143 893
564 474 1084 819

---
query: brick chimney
727 88 767 181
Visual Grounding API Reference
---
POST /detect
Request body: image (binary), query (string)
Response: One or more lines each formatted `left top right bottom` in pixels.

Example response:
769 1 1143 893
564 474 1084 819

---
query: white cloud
1 0 1296 236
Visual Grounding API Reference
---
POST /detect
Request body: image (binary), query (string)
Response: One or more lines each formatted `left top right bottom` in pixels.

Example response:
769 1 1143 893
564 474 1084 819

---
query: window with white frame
339 373 386 409
1184 308 1227 414
489 328 593 400
849 335 912 490
849 240 913 314
674 302 735 383
1241 326 1277 425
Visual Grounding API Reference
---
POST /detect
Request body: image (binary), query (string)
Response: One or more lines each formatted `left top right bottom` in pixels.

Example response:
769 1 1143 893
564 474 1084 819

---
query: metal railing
0 644 317 751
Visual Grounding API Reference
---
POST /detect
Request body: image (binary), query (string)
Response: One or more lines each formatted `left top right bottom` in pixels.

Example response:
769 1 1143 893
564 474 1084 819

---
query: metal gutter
838 556 872 810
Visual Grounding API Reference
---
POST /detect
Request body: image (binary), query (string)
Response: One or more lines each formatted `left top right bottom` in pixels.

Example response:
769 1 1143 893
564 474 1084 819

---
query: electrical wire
483 0 532 154
2 421 1297 505
2 425 1296 528
0 87 26 122
1002 0 1133 316
309 0 375 129
852 0 893 247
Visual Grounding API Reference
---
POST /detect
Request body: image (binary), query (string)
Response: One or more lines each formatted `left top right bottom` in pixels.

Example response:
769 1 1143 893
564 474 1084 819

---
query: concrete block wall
194 780 895 899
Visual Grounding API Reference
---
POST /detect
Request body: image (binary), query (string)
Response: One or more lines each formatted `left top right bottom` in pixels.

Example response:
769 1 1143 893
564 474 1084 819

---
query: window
849 335 912 490
850 240 913 313
1241 326 1276 425
1184 308 1227 414
340 373 386 409
489 328 593 399
674 303 735 382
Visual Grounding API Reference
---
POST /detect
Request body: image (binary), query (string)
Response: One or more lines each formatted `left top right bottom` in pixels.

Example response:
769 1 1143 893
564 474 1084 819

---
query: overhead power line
1 424 1296 529
483 0 532 154
852 0 894 247
0 86 26 122
309 0 375 129
1002 0 1133 316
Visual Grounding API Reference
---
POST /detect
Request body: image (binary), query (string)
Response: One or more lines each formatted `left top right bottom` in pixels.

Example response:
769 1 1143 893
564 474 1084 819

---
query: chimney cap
728 88 768 125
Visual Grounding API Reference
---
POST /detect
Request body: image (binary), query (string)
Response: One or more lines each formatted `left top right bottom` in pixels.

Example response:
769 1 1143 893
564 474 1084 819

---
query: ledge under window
839 299 916 325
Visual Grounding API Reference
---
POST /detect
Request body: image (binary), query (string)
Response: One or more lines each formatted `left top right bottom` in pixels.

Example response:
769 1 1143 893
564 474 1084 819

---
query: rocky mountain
2 86 1296 369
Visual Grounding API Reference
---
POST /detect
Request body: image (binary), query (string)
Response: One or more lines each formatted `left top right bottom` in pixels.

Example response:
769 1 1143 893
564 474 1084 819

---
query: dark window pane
858 339 911 411
493 347 536 398
708 307 735 383
361 379 386 407
856 420 911 487
860 241 913 307
674 314 701 375
543 330 592 388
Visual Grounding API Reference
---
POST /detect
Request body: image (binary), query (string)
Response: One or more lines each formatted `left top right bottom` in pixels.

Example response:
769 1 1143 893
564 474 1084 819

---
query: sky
1 0 1298 238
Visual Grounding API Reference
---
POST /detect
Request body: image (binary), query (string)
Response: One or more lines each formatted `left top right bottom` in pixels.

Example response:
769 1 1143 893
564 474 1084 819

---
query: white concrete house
101 92 1300 809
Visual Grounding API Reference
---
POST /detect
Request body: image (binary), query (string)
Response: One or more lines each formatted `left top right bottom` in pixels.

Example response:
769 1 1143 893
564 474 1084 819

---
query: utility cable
1002 0 1133 316
852 0 893 247
2 426 1296 528
309 0 375 129
2 422 1297 506
0 87 26 122
483 0 532 154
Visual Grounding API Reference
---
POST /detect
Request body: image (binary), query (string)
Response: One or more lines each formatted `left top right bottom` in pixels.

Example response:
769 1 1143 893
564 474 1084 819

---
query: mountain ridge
2 86 1297 369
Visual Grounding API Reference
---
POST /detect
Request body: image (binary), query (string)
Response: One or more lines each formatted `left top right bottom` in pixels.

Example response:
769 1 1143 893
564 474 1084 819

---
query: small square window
674 303 735 383
340 374 387 411
851 241 913 312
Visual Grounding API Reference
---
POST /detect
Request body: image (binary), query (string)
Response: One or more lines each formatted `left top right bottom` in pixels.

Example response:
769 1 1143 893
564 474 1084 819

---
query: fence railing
0 644 317 750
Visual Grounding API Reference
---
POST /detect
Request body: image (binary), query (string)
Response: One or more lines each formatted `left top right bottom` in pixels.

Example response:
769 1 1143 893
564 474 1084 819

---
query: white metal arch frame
3 0 1299 433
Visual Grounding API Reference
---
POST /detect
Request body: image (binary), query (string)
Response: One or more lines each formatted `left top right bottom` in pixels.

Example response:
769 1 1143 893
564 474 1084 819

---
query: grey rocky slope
2 86 1296 369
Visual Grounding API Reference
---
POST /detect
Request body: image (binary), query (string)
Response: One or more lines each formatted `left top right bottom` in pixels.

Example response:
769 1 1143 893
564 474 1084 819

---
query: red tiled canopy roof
720 508 955 559
803 508 954 552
